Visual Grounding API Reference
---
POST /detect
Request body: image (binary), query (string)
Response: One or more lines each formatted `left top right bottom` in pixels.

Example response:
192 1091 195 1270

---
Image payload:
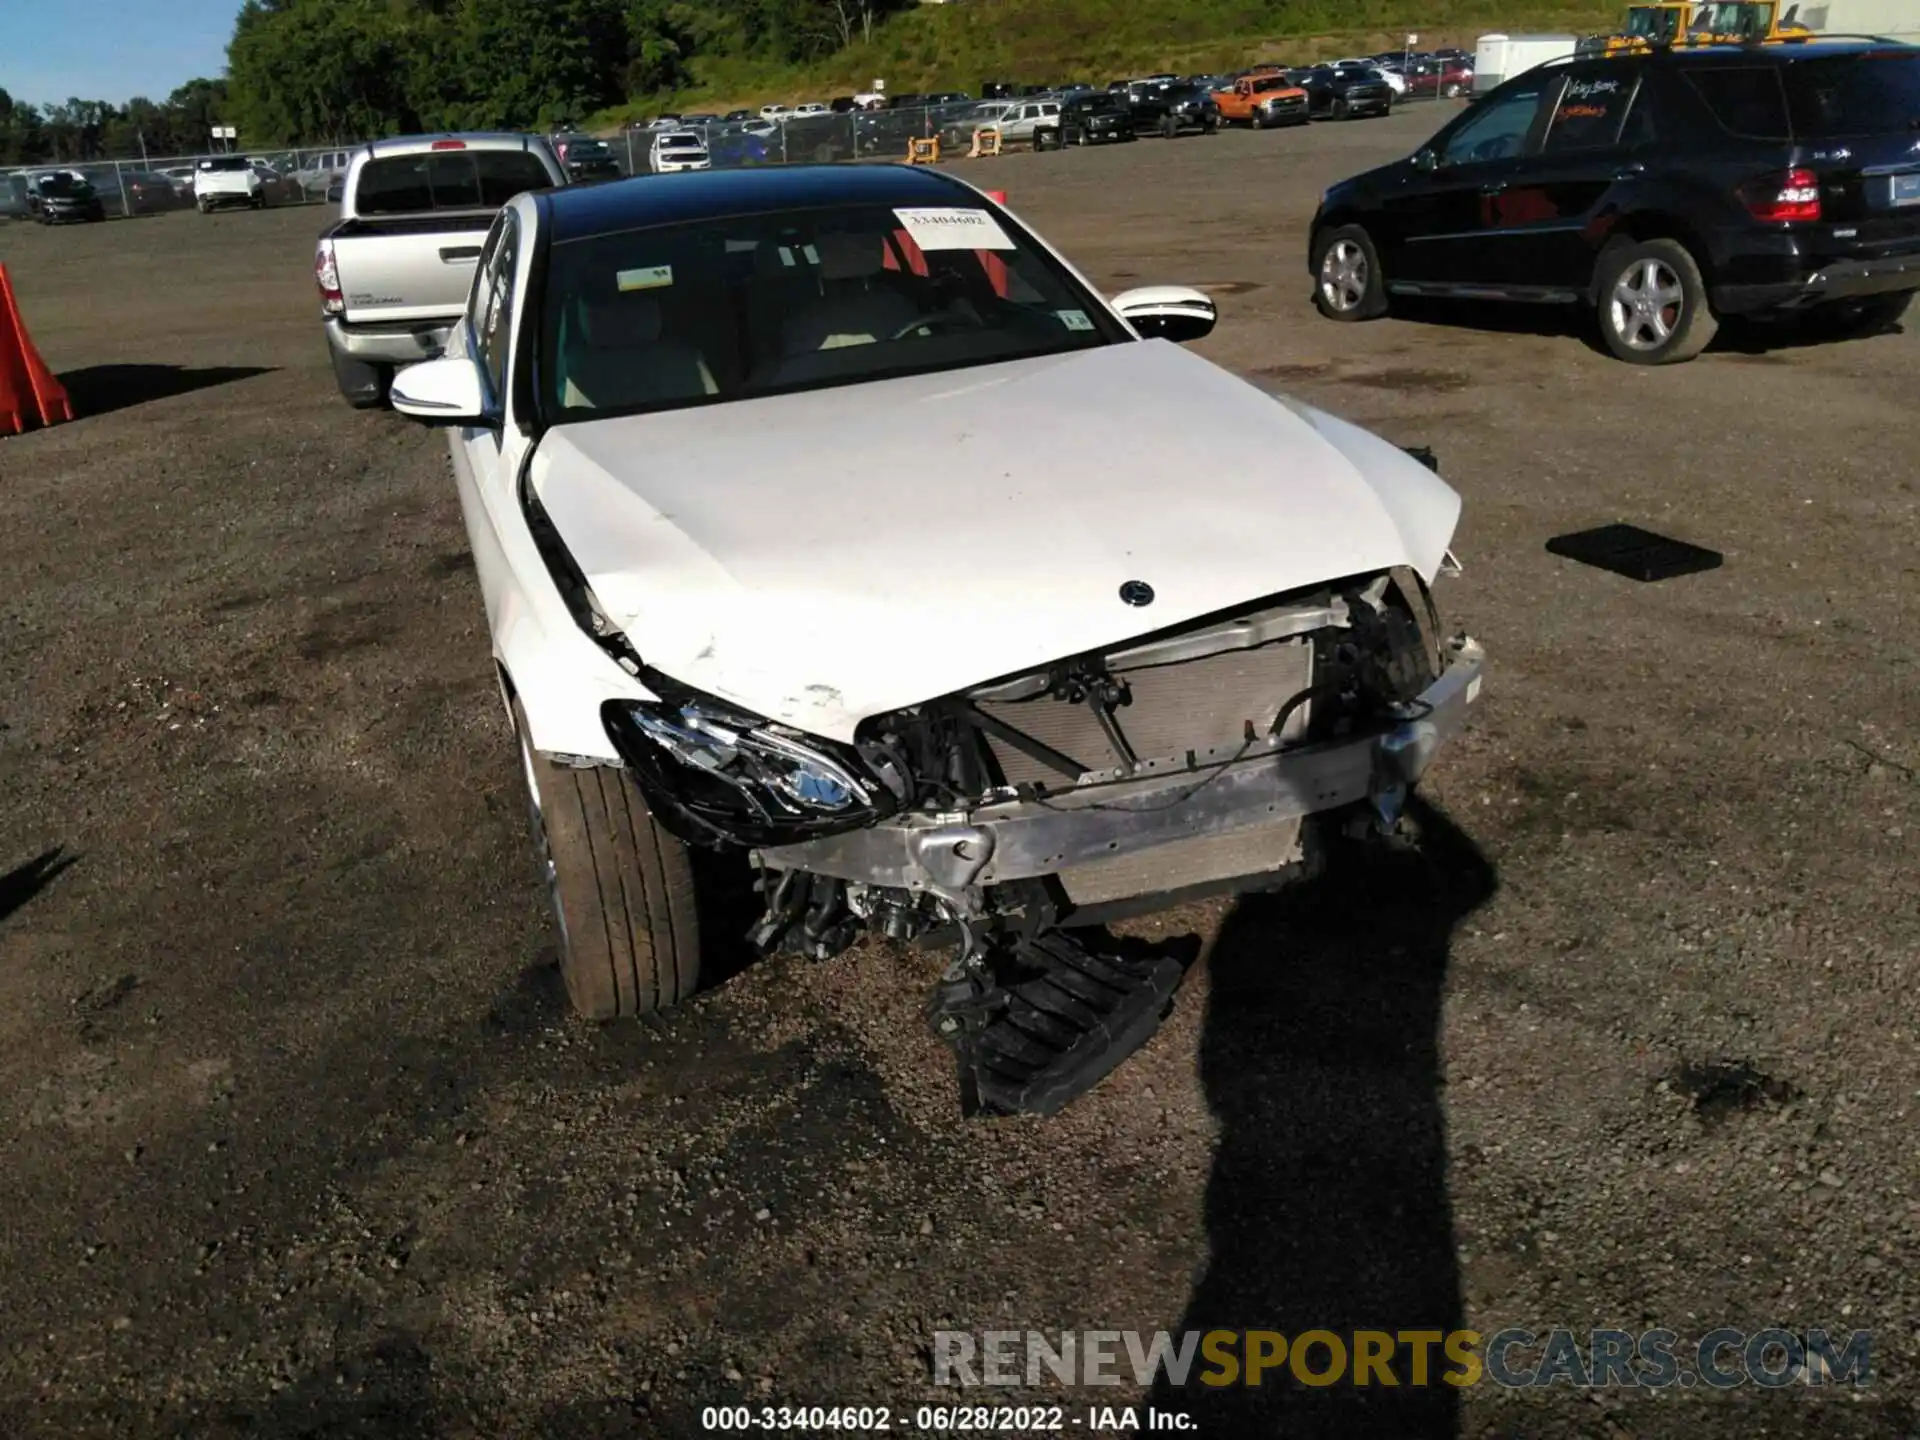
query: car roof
547 163 984 244
1599 36 1915 66
360 132 543 158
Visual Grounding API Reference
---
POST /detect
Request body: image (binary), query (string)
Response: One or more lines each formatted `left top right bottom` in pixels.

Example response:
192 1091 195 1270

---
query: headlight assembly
603 690 891 850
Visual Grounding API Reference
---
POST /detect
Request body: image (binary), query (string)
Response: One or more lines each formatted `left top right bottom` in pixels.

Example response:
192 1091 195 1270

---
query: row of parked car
602 52 1482 169
3 150 362 223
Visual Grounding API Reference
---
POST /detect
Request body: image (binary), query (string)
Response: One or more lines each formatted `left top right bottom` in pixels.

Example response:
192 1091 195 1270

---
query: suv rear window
355 150 554 215
1785 52 1920 137
1684 66 1790 139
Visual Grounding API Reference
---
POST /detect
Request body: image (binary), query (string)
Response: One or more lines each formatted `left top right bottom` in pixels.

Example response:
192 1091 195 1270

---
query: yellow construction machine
1581 1 1813 54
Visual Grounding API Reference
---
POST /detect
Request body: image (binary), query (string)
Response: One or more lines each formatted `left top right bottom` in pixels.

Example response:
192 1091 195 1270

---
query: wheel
1596 238 1717 364
196 199 209 214
1800 291 1912 339
1444 82 1463 98
512 698 703 1019
1160 114 1178 139
1074 129 1089 146
1333 96 1350 120
1311 223 1389 321
329 347 391 408
1255 108 1274 130
250 197 263 209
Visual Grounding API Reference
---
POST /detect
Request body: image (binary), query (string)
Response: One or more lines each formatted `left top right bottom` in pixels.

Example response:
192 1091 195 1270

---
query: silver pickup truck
315 133 566 407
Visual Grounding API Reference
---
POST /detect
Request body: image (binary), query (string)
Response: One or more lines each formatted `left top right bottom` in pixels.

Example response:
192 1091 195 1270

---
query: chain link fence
2 82 1455 222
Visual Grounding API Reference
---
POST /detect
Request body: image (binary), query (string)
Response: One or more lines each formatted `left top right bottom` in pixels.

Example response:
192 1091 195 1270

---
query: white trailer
1783 0 1920 40
1472 34 1582 94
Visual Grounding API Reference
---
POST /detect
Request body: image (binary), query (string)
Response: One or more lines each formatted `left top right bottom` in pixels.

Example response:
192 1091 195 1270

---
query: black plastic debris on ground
1545 523 1723 582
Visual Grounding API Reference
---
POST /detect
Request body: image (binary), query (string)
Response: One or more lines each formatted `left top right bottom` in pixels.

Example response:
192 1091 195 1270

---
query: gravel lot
2 106 1917 1438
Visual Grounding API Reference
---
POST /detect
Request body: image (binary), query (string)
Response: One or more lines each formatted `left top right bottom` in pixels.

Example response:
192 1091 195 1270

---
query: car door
456 214 516 568
1376 74 1560 287
1482 61 1656 291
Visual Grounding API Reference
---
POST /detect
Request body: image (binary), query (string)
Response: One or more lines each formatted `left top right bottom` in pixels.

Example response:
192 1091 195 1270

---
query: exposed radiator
975 636 1316 791
1057 818 1305 906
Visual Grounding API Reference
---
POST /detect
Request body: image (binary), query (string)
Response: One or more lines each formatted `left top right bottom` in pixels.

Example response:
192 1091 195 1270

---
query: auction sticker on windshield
617 265 674 291
893 207 1015 251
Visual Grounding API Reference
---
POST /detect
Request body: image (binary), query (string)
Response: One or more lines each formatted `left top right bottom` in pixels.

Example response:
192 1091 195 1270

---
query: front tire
1160 114 1178 139
1311 223 1388 321
512 699 703 1019
1596 237 1716 364
1333 96 1351 120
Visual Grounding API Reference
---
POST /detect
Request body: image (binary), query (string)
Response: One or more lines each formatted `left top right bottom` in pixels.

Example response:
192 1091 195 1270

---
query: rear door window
1541 68 1640 153
356 150 554 214
1684 66 1790 139
1785 52 1920 137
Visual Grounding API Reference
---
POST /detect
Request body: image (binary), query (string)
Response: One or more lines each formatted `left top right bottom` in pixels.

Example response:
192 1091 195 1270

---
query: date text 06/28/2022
700 1404 1193 1431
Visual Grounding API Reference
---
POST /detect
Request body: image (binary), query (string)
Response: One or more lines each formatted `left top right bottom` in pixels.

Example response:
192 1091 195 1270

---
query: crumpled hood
534 338 1460 742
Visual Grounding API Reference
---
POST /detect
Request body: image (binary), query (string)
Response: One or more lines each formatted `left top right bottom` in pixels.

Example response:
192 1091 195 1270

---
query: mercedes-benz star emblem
1119 580 1155 607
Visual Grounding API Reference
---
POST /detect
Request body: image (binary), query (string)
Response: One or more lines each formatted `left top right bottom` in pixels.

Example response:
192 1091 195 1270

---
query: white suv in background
650 131 711 173
193 155 262 212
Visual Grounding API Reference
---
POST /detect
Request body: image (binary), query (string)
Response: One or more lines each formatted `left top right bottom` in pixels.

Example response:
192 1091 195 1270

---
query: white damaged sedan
391 164 1484 1115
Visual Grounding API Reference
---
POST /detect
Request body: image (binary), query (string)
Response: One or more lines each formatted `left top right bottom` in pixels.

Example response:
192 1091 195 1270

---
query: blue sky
2 0 238 107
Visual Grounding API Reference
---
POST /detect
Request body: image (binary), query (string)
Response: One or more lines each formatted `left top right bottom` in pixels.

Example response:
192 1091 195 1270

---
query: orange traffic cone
0 263 76 436
983 190 1010 300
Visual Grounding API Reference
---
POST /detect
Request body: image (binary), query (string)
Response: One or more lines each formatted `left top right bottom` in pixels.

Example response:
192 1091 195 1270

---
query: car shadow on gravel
1150 798 1495 1437
59 363 275 418
0 846 76 925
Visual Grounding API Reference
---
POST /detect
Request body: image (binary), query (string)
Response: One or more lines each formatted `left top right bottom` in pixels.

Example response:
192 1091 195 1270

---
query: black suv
1127 82 1219 137
1294 65 1396 120
1056 92 1136 146
1308 41 1920 363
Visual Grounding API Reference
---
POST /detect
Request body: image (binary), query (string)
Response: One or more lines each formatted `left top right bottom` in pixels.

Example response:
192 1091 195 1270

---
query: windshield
1626 5 1683 38
659 134 704 149
1786 52 1920 136
200 156 249 171
40 174 92 195
540 201 1124 424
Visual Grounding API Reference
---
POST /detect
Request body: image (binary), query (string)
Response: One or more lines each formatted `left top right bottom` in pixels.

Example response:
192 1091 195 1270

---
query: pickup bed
315 134 566 407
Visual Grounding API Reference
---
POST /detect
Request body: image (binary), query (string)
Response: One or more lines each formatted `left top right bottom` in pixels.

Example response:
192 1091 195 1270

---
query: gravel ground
1 106 1916 1439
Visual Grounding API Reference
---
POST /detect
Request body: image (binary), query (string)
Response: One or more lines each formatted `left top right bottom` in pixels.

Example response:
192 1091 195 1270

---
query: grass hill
595 0 1618 121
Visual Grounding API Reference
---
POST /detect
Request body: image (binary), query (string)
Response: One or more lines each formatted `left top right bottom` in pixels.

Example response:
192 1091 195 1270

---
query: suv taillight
315 238 344 315
1740 167 1821 224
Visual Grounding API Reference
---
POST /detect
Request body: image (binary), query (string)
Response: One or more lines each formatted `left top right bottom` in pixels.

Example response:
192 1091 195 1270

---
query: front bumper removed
756 635 1485 896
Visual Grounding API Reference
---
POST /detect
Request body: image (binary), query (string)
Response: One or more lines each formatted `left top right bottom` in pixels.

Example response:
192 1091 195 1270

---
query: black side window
1436 81 1553 165
475 216 518 403
1684 66 1790 139
1618 83 1661 148
1541 70 1640 153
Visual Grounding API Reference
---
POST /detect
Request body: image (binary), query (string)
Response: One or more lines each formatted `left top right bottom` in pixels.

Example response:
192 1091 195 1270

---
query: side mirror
1111 285 1218 343
1412 147 1439 172
390 355 490 425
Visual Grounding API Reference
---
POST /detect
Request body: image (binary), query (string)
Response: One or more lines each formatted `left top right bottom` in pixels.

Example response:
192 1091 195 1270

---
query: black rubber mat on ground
954 930 1193 1118
1546 523 1724 582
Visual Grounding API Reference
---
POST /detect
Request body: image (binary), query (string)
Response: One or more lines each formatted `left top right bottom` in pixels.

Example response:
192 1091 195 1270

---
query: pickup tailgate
331 213 493 324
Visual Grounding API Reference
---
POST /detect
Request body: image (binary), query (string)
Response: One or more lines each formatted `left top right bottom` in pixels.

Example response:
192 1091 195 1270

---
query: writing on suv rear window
1685 66 1790 139
357 151 554 215
1786 53 1920 137
1543 72 1636 152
